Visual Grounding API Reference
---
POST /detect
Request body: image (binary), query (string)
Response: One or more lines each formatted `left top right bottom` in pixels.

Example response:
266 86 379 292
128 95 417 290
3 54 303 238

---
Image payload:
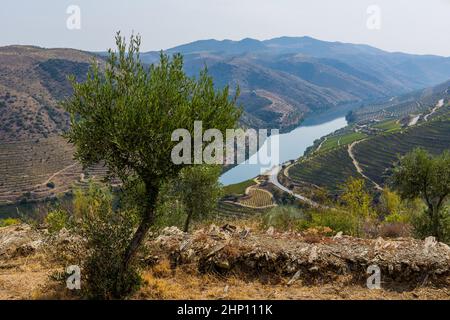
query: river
0 113 348 218
219 116 348 185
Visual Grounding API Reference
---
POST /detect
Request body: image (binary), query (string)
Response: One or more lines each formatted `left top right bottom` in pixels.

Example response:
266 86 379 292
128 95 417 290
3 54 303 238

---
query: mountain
349 79 450 123
141 37 450 130
287 89 450 193
1 39 450 205
0 45 101 141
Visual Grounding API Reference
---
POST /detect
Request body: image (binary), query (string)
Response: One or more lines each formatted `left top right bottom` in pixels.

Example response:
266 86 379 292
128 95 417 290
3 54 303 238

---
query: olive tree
64 33 241 270
391 148 450 241
175 165 223 232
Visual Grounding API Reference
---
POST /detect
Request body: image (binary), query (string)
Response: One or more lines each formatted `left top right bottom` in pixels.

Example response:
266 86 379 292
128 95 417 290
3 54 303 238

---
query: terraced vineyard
215 201 269 220
288 108 450 193
238 188 274 208
0 135 108 204
371 119 402 133
319 131 367 153
353 116 450 186
351 80 450 123
288 147 359 192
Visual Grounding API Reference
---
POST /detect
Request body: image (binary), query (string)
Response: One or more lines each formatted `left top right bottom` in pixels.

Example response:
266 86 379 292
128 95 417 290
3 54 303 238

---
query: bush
45 209 69 233
0 218 21 227
411 205 450 244
153 200 186 231
261 206 308 231
310 209 359 236
379 222 411 238
46 181 55 189
73 184 142 299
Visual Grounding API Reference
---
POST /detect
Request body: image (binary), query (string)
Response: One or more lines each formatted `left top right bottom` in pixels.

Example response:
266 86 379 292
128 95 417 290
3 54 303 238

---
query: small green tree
391 148 450 241
73 183 141 299
175 165 223 232
64 33 240 275
340 177 372 218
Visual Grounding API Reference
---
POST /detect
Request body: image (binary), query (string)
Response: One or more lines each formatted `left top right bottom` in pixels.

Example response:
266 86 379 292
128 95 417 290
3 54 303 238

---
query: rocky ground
0 223 449 300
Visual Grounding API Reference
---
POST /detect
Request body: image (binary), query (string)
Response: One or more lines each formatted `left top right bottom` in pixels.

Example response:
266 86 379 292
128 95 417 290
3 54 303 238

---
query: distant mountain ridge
2 37 450 140
140 36 450 130
0 45 101 141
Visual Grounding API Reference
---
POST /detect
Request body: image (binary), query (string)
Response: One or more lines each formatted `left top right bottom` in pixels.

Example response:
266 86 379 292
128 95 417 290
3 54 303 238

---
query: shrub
261 206 308 231
153 198 186 231
47 181 55 189
379 222 411 238
45 209 69 233
310 209 359 236
411 205 450 244
0 218 21 227
73 184 142 299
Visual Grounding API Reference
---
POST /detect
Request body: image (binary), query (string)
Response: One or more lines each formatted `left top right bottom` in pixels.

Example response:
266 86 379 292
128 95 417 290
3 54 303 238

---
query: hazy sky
1 0 450 56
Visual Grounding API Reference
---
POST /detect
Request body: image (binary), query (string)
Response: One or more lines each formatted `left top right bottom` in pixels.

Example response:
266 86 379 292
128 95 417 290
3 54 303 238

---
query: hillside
287 95 450 193
2 40 450 206
141 37 450 130
349 79 450 123
0 46 107 205
0 46 102 141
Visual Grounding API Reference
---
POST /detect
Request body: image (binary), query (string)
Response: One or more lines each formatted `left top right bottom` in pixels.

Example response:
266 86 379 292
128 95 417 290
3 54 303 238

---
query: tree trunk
183 209 193 233
432 207 442 242
123 181 159 270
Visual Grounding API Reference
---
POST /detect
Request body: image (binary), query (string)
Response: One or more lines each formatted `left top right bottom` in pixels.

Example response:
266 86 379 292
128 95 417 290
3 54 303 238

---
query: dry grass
134 259 450 300
1 247 449 300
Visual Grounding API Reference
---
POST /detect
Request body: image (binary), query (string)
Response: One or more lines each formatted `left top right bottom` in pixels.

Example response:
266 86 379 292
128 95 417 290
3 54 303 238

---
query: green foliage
391 148 450 241
261 206 308 231
378 188 403 217
223 179 255 196
63 32 241 271
45 209 69 233
260 206 360 236
154 199 186 231
340 177 372 218
410 205 450 243
149 179 186 231
73 183 141 299
310 209 359 236
174 165 223 232
0 218 21 227
63 33 241 186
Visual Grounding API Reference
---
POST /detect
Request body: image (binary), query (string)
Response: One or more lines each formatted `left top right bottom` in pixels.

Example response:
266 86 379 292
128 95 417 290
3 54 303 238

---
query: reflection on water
0 113 349 218
219 117 348 185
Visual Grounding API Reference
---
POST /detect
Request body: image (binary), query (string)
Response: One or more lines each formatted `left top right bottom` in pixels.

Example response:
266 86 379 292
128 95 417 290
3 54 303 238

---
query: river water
219 116 348 185
0 113 348 218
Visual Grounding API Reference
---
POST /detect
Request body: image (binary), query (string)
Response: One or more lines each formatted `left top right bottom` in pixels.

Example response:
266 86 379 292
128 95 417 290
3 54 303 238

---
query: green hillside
288 106 450 192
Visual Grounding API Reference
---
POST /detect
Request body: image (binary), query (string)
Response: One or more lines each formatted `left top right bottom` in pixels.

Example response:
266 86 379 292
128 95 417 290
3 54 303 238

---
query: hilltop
141 36 450 130
0 45 102 141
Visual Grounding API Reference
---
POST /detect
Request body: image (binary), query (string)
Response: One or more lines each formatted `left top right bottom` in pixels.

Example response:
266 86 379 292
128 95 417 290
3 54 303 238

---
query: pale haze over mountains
2 35 450 142
140 36 450 129
1 0 450 56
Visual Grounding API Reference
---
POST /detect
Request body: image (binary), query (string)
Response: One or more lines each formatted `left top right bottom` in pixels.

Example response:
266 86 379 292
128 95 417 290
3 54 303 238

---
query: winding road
424 99 444 121
267 165 320 207
347 140 382 190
